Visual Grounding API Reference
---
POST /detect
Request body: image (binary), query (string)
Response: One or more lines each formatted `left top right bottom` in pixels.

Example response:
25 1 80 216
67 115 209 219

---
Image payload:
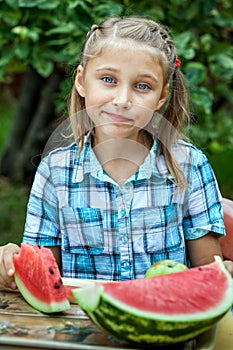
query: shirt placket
116 182 134 280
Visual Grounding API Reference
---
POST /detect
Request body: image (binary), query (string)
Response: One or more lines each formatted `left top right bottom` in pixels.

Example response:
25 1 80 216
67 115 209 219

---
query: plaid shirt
23 136 225 280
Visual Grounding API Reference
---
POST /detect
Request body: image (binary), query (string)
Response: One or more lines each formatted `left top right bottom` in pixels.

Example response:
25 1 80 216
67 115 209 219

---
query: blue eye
103 76 115 84
136 83 150 90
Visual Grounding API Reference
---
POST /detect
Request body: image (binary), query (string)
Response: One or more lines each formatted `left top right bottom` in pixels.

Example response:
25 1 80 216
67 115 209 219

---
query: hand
223 260 233 277
0 243 20 290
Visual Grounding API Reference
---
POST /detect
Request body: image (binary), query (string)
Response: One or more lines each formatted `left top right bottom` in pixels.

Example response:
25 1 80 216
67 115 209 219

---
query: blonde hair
69 16 190 189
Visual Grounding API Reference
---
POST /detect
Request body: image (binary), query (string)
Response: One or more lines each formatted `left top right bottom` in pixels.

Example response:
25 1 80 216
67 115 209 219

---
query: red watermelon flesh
63 278 116 303
13 243 70 313
103 262 228 315
73 256 233 345
220 198 233 260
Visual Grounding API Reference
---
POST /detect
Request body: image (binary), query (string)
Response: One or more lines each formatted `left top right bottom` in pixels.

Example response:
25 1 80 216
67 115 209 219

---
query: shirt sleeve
183 147 225 240
22 157 61 247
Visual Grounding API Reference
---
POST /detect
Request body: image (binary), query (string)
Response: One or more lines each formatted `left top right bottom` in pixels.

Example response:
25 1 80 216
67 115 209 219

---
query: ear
155 83 169 111
75 65 85 97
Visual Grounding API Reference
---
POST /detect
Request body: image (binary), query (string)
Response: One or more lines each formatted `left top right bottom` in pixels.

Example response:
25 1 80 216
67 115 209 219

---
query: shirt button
120 209 126 218
122 260 130 270
120 235 128 245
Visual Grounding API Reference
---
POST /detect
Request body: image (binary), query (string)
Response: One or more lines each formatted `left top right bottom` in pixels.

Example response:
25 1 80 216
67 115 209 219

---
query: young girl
1 16 233 290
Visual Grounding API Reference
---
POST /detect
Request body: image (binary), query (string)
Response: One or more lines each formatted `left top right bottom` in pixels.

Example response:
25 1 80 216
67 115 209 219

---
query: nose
112 86 132 109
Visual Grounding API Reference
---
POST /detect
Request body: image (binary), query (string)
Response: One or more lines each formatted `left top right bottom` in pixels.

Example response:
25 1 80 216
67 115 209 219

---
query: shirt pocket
60 207 104 255
132 206 183 254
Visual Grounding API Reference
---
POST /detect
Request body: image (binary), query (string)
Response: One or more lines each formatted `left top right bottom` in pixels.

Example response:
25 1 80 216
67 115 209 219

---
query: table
214 309 233 350
0 291 232 350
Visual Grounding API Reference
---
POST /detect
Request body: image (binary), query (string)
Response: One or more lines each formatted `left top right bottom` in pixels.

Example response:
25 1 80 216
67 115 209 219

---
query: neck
92 134 153 186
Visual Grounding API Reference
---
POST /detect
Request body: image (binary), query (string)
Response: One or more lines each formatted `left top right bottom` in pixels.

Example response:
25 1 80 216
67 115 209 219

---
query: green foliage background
1 0 232 149
0 0 233 242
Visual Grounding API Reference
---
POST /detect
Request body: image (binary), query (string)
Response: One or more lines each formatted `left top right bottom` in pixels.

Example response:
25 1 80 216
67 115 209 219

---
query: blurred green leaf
185 62 207 85
174 32 196 59
209 53 233 80
12 26 40 42
14 43 30 59
19 0 41 6
45 23 77 36
33 59 54 77
0 50 13 67
190 87 214 116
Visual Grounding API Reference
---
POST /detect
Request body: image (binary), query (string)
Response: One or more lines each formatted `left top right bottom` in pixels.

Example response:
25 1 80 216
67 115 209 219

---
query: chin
97 124 135 139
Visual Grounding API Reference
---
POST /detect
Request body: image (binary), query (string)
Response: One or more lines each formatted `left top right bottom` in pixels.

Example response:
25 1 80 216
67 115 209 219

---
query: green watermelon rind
87 300 222 345
73 256 233 345
75 286 228 345
14 273 70 314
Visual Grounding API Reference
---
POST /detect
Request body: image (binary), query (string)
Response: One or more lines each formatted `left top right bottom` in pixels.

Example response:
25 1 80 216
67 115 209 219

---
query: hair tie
175 55 181 68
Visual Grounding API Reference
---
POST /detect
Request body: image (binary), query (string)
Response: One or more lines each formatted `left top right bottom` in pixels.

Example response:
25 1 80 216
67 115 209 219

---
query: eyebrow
96 67 159 83
96 67 118 72
138 73 159 84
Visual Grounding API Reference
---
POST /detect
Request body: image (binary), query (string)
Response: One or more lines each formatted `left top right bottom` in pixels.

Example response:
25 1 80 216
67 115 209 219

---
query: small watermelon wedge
14 243 70 313
63 278 115 303
73 256 233 345
64 285 80 304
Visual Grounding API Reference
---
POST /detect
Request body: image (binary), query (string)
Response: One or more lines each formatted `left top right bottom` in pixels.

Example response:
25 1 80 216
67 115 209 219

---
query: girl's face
75 44 169 144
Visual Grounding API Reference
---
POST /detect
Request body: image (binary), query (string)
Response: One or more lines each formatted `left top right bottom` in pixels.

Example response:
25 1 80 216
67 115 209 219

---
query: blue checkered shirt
23 136 225 280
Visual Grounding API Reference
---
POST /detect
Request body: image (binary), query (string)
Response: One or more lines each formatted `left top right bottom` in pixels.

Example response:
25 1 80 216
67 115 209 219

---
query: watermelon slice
64 285 80 304
73 256 233 345
13 243 70 313
63 278 115 303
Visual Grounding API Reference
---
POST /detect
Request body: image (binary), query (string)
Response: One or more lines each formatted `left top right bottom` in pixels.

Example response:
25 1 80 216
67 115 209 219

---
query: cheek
85 89 108 107
134 105 154 127
137 93 161 110
84 105 102 126
135 102 155 116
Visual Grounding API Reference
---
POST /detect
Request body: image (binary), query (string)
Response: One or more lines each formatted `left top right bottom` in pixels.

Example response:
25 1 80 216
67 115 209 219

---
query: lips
103 111 133 123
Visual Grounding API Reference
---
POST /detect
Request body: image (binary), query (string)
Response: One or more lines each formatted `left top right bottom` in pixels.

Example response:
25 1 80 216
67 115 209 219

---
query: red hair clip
175 55 181 68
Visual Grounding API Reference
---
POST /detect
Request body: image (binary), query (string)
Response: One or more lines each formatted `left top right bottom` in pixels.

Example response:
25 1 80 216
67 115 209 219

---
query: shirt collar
137 140 174 181
72 135 173 183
